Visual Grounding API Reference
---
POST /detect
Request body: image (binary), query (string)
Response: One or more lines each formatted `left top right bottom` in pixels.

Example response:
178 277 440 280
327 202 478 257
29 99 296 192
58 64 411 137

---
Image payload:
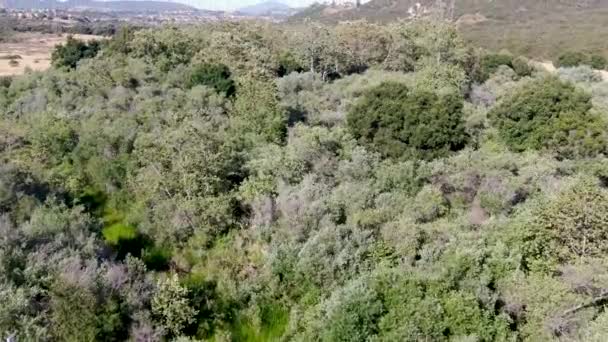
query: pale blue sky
161 0 319 11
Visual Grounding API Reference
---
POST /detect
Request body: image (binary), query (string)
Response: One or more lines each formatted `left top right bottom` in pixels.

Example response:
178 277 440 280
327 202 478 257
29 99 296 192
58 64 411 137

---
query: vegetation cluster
3 19 608 341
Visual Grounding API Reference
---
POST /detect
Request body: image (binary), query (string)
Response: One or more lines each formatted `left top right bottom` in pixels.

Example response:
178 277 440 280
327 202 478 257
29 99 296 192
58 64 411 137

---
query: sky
155 0 320 11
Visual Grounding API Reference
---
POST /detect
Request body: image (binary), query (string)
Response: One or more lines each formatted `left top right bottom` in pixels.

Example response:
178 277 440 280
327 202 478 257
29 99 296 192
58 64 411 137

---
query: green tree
152 274 198 337
535 177 608 262
231 76 287 145
347 82 468 160
51 36 101 70
489 76 606 157
188 63 236 97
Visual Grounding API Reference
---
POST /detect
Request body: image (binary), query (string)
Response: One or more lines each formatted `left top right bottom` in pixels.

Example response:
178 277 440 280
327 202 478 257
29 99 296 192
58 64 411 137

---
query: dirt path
535 60 608 81
0 33 103 76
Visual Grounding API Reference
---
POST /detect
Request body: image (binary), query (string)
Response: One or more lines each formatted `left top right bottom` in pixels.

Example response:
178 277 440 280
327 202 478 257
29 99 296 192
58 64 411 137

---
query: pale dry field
0 32 103 76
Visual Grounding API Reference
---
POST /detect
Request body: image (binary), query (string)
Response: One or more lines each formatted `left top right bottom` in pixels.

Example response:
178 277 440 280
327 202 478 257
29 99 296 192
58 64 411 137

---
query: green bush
188 63 236 97
51 36 100 69
511 56 534 77
556 51 590 68
478 53 513 82
535 177 608 262
590 53 607 70
556 51 607 69
490 76 606 157
347 82 468 160
321 280 384 342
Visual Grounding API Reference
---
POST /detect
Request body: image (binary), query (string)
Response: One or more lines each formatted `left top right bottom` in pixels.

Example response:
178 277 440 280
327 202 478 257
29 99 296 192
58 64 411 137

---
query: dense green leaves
347 82 468 160
188 63 236 97
3 18 608 342
51 36 101 70
490 76 606 157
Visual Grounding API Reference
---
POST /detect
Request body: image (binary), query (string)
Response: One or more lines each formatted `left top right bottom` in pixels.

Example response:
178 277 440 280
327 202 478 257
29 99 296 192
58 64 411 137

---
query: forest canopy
2 19 608 341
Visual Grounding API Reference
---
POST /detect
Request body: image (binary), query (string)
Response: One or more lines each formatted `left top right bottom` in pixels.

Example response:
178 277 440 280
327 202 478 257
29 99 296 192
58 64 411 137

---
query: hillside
235 1 296 17
0 0 197 12
6 17 608 342
291 0 608 59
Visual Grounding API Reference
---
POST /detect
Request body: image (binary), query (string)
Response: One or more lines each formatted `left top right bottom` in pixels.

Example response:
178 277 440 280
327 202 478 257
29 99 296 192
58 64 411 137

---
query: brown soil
0 32 103 76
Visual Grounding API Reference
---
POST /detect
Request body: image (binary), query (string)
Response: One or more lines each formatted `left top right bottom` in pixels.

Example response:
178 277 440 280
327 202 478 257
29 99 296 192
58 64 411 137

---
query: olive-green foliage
490 76 606 157
590 54 607 70
188 63 236 97
152 274 198 336
511 56 534 77
50 282 98 341
320 279 384 342
555 51 607 69
535 177 608 262
347 82 468 160
231 76 287 145
6 18 608 342
478 53 513 82
556 51 591 68
51 36 101 70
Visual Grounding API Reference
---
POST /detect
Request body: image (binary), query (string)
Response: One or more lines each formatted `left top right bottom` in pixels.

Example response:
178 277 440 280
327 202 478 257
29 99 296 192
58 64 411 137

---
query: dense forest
3 19 608 341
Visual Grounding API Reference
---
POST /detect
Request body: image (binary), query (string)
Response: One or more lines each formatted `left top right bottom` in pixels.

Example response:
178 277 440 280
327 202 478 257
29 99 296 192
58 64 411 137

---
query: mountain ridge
0 0 197 12
235 1 297 17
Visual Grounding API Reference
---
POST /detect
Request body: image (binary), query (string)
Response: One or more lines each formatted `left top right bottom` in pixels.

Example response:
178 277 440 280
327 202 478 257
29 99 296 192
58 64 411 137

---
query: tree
535 177 608 262
480 53 513 80
51 36 100 70
188 63 236 97
347 82 468 160
231 76 287 145
152 274 198 337
384 20 468 72
489 76 606 157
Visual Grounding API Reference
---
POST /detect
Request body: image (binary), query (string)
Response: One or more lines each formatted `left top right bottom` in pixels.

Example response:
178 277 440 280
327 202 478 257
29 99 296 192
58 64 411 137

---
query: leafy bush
556 51 590 68
320 279 384 342
347 82 468 160
535 177 608 262
188 63 236 97
478 53 513 81
590 54 607 70
556 51 607 70
51 36 100 69
490 76 606 157
511 56 534 77
558 65 602 83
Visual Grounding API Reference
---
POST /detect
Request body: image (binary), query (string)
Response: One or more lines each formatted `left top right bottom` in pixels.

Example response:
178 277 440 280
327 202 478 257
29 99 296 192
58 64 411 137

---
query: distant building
327 0 371 8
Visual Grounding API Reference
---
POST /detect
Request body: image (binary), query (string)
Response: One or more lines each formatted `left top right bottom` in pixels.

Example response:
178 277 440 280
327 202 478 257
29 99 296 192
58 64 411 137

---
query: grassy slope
291 0 608 59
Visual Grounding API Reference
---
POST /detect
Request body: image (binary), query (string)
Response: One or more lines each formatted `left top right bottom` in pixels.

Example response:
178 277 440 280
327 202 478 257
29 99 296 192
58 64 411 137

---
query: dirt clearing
0 32 103 76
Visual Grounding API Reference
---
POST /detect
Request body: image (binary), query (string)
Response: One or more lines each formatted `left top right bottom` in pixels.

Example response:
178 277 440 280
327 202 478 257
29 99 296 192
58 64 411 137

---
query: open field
0 32 103 76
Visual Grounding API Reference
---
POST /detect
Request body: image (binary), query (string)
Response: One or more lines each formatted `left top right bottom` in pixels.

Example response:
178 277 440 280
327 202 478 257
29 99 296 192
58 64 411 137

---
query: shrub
590 54 607 70
490 76 606 157
51 36 100 69
511 56 534 77
277 52 304 77
478 53 513 82
347 82 468 160
558 65 602 83
320 279 384 342
188 63 236 97
152 274 198 337
411 185 449 223
556 51 590 68
535 177 608 262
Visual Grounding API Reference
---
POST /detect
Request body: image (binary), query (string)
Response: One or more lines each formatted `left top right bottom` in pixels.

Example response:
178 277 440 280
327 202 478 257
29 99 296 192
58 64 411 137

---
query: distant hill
291 0 608 59
235 1 297 17
0 0 197 12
